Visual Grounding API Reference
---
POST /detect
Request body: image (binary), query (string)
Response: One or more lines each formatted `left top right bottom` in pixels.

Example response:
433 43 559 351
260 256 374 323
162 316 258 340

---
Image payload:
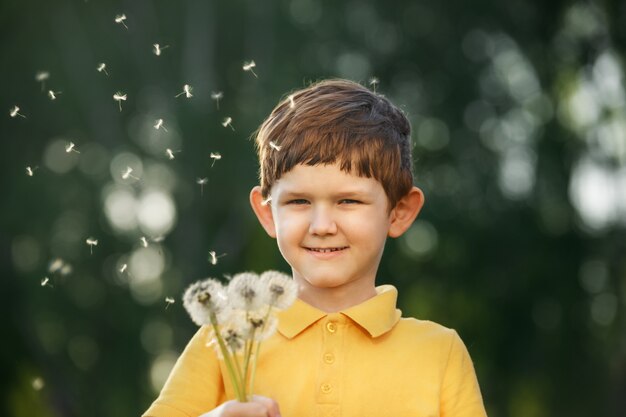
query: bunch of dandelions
183 270 298 402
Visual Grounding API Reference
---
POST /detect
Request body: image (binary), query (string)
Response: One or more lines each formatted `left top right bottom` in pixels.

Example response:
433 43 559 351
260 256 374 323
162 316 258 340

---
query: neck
297 282 378 313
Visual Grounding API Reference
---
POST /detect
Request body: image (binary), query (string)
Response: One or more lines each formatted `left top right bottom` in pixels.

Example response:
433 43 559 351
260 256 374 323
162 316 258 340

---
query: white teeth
309 247 344 253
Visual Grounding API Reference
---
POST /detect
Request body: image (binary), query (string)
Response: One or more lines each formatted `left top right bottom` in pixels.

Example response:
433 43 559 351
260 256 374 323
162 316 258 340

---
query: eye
340 199 361 204
287 199 309 205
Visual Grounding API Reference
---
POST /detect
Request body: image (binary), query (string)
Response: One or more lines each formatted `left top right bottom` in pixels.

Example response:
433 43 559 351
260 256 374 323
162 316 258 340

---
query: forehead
272 163 385 194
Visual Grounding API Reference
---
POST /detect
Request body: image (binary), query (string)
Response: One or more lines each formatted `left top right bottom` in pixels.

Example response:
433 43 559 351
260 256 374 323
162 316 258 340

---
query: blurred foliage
1 0 625 416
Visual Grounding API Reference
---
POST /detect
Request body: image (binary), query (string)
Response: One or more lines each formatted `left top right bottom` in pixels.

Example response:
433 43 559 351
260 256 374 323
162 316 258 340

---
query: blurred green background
1 0 625 416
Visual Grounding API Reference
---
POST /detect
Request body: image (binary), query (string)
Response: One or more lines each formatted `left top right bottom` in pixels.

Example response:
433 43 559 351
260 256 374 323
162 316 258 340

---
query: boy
143 79 487 417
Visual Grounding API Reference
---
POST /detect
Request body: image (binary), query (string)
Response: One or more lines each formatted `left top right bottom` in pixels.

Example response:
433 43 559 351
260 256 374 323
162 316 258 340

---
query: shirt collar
277 285 402 339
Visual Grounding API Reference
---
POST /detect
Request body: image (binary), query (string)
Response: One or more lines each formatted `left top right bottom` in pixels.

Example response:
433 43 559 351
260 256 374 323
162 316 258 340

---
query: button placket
317 314 343 404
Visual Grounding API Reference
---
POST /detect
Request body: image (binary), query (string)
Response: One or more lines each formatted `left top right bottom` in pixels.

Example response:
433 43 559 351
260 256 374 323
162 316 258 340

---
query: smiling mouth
305 247 348 253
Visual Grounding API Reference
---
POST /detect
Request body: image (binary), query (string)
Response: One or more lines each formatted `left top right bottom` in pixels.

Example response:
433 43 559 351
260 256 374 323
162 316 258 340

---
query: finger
250 395 281 417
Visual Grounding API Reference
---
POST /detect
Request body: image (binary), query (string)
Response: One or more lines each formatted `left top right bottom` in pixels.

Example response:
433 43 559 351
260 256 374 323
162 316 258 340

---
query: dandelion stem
209 312 245 401
248 305 273 397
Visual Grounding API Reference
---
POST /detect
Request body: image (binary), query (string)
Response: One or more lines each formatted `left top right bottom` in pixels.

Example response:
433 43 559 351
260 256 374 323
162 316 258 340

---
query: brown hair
254 79 414 208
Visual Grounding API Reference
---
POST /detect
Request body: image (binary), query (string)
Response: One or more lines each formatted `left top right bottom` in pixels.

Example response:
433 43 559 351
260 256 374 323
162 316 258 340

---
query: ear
388 186 425 238
249 186 277 238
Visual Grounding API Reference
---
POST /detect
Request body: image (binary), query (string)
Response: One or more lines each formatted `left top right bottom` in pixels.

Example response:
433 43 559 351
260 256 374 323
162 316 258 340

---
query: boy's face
250 163 424 310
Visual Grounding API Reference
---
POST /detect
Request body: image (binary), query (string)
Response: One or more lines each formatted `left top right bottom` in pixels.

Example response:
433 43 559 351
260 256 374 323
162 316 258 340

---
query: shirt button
323 353 335 364
326 322 337 333
321 383 332 394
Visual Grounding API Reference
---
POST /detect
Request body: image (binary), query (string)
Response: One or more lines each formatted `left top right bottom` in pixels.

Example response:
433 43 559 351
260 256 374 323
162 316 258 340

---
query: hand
200 395 282 417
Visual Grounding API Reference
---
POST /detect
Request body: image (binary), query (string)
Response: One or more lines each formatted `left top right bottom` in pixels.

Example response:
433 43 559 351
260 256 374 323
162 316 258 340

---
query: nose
308 206 337 236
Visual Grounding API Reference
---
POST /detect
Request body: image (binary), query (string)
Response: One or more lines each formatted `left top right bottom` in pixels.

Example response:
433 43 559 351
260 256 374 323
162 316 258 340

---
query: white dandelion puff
211 91 223 109
209 152 221 167
9 106 26 118
86 237 98 254
65 142 80 154
222 117 234 130
153 43 169 56
97 63 109 76
176 84 193 98
228 272 264 311
121 166 139 180
260 270 298 309
183 278 227 326
154 118 168 132
114 14 128 29
35 71 50 91
269 141 281 151
113 91 127 111
47 90 61 100
243 60 258 78
196 177 208 196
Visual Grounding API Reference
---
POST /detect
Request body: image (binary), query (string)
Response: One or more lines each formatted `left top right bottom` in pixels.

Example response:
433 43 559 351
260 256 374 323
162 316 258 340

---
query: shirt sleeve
142 325 224 417
440 330 488 417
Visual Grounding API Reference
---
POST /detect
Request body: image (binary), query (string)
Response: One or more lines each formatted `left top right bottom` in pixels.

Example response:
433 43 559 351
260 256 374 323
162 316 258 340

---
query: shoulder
391 317 460 349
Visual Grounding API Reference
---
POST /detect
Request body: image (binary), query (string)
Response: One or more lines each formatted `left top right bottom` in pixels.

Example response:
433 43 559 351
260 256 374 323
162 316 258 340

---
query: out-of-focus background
1 0 625 416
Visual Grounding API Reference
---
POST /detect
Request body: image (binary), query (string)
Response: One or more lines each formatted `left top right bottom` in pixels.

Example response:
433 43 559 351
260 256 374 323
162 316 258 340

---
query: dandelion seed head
48 90 60 100
97 63 108 74
153 43 167 56
210 152 221 161
140 236 149 247
183 278 227 326
114 14 128 29
41 277 50 287
35 71 50 82
86 237 98 246
166 148 175 160
221 117 233 128
113 92 127 101
211 91 223 100
369 77 379 87
208 251 218 265
26 166 35 176
154 119 166 130
260 270 298 309
120 263 128 273
228 272 265 311
121 166 136 180
196 177 208 185
65 142 79 153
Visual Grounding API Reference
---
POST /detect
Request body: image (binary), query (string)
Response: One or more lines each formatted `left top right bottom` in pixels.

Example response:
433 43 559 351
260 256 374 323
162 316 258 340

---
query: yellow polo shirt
143 285 487 417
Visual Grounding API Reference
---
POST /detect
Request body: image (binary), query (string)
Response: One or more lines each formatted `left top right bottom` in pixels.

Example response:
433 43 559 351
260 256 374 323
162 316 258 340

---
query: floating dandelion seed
243 60 258 78
140 236 149 248
208 250 226 265
211 91 223 109
9 106 26 118
369 76 379 91
97 63 109 76
119 263 128 273
261 196 272 206
122 166 139 180
153 236 165 243
165 148 178 160
26 166 38 177
176 84 193 98
209 152 221 167
154 118 168 132
222 117 234 130
86 237 98 254
40 277 53 287
114 14 128 29
113 91 127 111
32 377 45 391
65 142 80 154
288 94 295 109
196 177 208 196
165 297 175 309
35 71 50 91
153 43 169 56
269 141 281 151
48 90 61 100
